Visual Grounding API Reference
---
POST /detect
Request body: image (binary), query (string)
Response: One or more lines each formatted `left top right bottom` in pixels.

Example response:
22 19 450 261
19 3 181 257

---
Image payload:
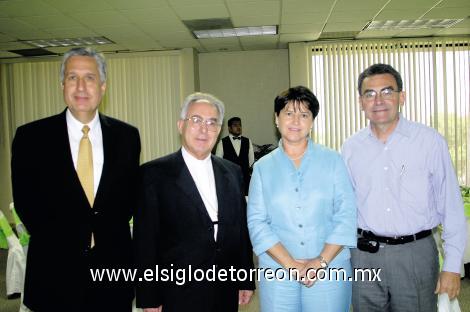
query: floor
1 249 469 312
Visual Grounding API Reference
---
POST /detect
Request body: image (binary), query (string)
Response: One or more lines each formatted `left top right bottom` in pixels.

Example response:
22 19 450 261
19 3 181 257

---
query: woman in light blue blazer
247 86 357 312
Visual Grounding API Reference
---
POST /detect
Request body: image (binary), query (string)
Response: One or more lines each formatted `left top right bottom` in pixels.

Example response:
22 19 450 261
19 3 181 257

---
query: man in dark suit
11 47 140 312
216 117 254 195
135 92 255 312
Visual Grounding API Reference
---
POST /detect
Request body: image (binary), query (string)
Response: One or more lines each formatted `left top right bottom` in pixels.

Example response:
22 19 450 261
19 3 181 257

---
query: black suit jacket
11 110 140 312
135 150 255 312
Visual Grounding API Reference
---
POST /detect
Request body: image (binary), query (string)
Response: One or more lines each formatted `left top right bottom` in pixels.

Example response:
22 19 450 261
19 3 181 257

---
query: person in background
342 63 467 312
216 117 255 195
11 47 140 312
247 86 357 312
135 92 255 312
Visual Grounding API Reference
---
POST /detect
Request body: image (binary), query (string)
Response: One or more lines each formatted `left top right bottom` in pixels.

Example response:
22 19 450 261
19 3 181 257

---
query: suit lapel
93 114 114 209
56 110 92 208
174 150 214 227
212 156 233 243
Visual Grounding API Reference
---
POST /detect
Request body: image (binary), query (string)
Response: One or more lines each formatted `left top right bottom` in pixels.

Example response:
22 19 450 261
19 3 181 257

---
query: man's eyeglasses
184 115 220 132
361 87 401 102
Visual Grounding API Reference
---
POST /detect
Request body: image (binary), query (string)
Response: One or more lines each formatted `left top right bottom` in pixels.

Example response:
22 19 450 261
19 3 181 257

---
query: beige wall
198 49 289 146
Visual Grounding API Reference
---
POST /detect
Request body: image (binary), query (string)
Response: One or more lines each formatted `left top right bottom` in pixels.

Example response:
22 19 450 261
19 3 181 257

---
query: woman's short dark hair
274 86 320 118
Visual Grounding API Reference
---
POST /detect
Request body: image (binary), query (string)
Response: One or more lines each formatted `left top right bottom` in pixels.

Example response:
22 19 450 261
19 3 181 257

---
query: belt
357 229 432 245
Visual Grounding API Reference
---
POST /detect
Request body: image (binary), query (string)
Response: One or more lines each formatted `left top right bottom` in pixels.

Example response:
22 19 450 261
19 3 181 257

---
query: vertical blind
310 38 470 185
2 51 182 164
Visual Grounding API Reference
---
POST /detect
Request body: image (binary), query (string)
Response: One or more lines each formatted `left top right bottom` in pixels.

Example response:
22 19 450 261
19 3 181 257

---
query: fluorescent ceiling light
194 26 277 39
24 37 114 48
365 19 463 30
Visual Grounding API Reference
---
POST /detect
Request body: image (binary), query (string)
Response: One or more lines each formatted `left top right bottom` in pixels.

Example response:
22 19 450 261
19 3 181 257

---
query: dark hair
357 63 403 95
228 117 241 127
274 86 319 118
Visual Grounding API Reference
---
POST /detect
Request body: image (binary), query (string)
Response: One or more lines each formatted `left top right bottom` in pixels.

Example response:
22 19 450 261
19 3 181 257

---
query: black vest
222 136 250 194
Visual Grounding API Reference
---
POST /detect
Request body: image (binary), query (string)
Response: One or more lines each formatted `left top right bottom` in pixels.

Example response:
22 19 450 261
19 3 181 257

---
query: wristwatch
318 255 328 269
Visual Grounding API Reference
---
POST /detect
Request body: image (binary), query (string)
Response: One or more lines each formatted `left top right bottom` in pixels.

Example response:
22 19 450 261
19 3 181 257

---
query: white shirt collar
66 108 100 134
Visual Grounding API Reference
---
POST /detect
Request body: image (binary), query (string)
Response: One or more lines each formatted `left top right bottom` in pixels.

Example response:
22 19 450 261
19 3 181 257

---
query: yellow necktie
77 125 95 247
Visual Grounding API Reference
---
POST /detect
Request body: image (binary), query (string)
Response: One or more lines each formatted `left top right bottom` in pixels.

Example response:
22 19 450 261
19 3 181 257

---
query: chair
9 203 30 255
0 210 26 297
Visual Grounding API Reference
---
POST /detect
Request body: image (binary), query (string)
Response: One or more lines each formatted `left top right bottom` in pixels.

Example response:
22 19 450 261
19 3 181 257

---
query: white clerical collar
181 146 212 167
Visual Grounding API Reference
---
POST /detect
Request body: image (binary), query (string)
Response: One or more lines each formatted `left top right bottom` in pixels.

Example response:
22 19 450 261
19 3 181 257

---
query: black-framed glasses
361 87 401 102
184 115 220 132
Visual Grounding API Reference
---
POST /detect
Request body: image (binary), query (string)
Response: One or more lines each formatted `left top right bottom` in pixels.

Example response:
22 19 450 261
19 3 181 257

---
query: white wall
198 49 289 146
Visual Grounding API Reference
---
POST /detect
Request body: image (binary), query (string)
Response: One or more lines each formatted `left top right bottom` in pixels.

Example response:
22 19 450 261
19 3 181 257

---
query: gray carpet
1 249 469 312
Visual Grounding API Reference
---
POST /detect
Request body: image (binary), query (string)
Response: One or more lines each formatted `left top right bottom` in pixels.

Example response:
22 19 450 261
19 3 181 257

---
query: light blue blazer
248 139 357 269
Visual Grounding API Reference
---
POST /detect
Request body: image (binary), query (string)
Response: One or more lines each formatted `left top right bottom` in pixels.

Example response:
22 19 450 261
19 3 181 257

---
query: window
310 38 470 185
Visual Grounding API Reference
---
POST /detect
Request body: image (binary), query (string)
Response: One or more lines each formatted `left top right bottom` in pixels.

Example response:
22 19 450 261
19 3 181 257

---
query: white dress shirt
66 109 104 196
181 147 219 240
215 134 255 166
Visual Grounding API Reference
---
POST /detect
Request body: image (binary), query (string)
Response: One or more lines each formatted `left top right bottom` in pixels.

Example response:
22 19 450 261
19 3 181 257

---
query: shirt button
295 188 299 192
384 166 389 171
385 187 390 191
386 208 391 212
300 242 305 246
384 147 389 151
296 206 301 210
298 224 303 228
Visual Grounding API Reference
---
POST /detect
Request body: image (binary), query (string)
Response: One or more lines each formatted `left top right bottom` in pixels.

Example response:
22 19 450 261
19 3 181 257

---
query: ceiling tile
436 0 470 8
0 2 9 18
282 0 335 13
0 33 15 43
168 0 224 5
324 21 369 32
423 7 470 19
280 23 323 34
43 27 97 38
136 22 189 38
227 1 280 16
334 0 389 11
41 0 115 13
0 18 51 40
70 11 131 26
0 41 33 50
281 13 329 25
172 4 230 20
232 15 279 27
279 33 320 43
119 7 179 24
384 0 442 10
16 15 82 29
328 10 378 22
376 9 428 20
2 0 61 17
105 0 168 10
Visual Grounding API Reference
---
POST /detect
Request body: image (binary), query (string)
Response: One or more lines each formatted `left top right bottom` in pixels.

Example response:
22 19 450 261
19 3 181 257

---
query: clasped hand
290 258 324 288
